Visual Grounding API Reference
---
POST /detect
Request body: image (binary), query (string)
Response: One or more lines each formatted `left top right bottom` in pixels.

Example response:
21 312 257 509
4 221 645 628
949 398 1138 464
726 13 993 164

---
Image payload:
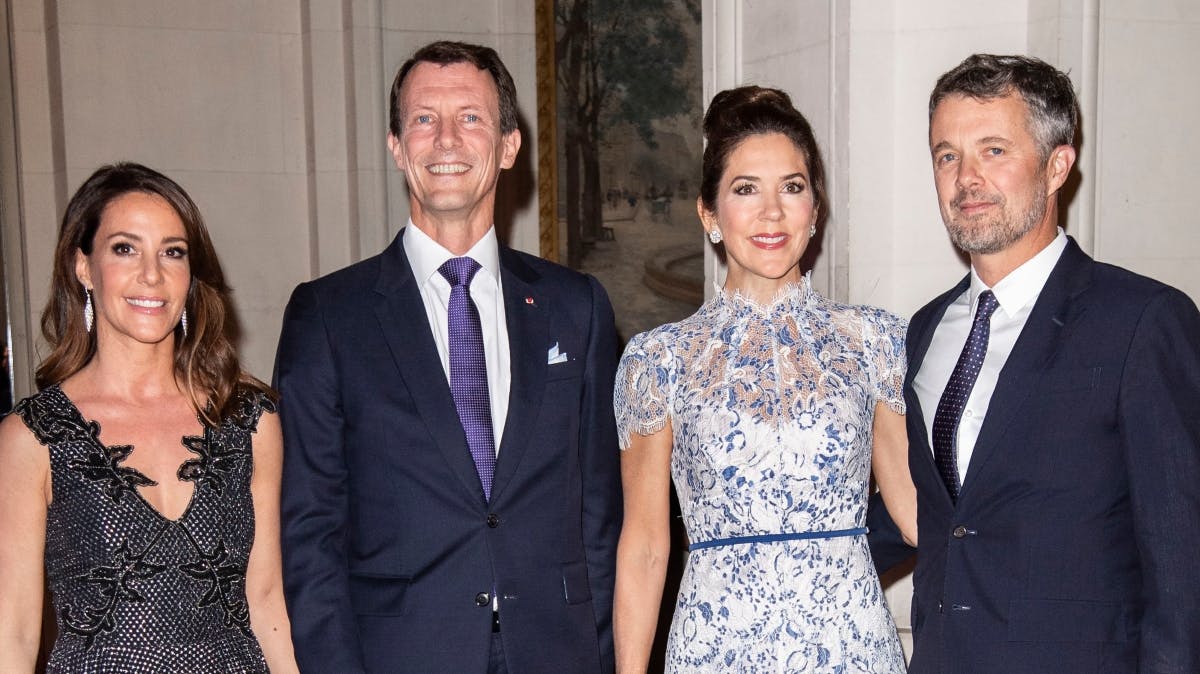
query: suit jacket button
475 592 490 607
952 525 968 538
487 513 500 528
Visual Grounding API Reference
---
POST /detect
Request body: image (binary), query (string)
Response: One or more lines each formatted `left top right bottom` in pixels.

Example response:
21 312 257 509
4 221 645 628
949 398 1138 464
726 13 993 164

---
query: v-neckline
52 384 206 524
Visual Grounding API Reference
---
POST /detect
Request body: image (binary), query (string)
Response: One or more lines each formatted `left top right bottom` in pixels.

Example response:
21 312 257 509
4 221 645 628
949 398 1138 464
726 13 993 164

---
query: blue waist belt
688 527 868 551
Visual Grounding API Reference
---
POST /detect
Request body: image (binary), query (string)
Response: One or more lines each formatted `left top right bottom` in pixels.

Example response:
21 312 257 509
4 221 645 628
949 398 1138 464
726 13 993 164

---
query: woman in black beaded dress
0 163 299 673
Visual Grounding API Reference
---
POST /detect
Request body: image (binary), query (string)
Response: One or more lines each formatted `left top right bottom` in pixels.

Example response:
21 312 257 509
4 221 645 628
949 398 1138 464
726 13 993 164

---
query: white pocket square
547 342 569 364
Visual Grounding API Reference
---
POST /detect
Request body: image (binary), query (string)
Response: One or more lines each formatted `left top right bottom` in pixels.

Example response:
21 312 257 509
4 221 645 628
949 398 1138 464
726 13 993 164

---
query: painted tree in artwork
556 0 698 267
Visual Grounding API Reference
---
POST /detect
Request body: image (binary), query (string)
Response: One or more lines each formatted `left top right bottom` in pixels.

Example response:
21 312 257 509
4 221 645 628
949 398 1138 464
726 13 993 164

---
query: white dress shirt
914 229 1068 483
403 221 511 455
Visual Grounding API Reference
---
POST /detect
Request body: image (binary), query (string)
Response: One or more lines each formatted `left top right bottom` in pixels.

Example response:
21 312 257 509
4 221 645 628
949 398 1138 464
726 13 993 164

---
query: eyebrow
408 102 487 113
105 231 188 245
728 171 808 183
930 140 954 155
931 136 1013 154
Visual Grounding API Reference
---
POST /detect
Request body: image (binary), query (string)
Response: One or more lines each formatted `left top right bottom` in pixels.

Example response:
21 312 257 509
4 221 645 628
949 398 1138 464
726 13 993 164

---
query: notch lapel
489 249 547 504
906 276 969 505
958 240 1094 498
373 231 491 504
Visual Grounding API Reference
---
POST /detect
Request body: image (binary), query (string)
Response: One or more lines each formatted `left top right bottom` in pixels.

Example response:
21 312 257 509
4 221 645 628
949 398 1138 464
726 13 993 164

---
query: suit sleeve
1119 287 1200 672
580 275 622 673
866 490 916 575
274 282 367 673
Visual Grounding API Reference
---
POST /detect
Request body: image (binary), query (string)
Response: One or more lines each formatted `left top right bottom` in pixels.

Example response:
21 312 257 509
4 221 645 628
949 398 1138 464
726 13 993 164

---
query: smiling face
699 132 817 301
387 61 521 242
75 191 190 349
929 93 1072 259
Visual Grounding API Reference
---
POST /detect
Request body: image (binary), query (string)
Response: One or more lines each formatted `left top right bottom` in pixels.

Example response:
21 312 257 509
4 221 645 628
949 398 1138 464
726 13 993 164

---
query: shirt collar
969 227 1067 318
403 219 502 286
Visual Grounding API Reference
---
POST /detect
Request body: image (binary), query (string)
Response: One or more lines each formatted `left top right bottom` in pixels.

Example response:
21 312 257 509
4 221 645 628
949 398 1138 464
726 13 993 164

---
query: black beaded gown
14 384 276 673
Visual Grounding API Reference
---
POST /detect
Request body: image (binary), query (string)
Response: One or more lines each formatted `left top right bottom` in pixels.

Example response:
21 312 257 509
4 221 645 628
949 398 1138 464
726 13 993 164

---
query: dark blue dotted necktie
932 290 999 502
438 257 496 501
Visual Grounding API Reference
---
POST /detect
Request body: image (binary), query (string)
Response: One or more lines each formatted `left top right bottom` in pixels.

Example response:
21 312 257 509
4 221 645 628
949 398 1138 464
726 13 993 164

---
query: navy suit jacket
870 238 1200 672
275 230 622 673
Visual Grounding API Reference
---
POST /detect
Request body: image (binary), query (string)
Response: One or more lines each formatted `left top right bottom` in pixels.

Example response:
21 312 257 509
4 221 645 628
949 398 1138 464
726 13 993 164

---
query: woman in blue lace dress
614 87 919 673
0 163 298 672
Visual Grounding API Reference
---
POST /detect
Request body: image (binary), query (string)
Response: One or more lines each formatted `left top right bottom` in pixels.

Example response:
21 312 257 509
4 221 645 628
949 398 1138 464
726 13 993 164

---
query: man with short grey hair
870 53 1200 672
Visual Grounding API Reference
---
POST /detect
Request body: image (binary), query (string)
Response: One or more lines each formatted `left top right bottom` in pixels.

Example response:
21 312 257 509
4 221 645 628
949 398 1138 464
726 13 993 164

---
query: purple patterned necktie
438 257 496 501
932 290 999 502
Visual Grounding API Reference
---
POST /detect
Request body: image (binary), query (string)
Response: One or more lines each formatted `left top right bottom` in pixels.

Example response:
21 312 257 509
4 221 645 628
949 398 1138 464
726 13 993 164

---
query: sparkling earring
708 229 723 244
810 224 817 238
180 308 188 339
83 288 94 333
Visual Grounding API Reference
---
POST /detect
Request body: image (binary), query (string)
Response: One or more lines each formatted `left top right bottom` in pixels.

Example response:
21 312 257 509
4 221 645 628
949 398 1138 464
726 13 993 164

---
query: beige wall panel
10 24 56 174
308 28 355 172
168 169 312 380
56 0 300 33
8 0 48 31
11 172 60 361
497 0 535 34
380 0 498 34
1094 4 1200 300
56 25 293 174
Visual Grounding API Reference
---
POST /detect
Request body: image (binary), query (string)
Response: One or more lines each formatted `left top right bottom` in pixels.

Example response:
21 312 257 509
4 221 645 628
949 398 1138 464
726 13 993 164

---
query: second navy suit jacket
275 230 622 673
871 238 1200 673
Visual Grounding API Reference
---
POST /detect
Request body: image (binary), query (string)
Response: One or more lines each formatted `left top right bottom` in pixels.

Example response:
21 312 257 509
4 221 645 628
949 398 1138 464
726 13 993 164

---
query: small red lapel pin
525 296 536 306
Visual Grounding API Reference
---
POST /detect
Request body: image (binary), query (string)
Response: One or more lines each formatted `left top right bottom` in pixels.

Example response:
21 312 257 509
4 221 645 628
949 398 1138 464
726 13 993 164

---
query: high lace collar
712 273 816 317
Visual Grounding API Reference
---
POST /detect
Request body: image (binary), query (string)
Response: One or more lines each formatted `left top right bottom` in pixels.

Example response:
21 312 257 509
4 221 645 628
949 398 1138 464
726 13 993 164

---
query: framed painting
535 0 704 345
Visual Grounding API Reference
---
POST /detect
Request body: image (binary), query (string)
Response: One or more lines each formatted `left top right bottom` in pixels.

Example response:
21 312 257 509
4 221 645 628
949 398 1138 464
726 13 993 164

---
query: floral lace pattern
616 279 908 672
14 385 273 673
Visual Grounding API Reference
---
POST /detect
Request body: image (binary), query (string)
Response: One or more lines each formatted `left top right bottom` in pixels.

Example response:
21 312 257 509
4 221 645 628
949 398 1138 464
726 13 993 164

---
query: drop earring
83 288 94 333
810 224 817 238
708 229 723 244
180 308 188 339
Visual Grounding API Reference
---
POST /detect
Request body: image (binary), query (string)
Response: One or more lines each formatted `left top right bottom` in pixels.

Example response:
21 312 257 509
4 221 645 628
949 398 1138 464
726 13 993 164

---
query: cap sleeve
614 329 674 450
861 308 908 415
226 385 278 432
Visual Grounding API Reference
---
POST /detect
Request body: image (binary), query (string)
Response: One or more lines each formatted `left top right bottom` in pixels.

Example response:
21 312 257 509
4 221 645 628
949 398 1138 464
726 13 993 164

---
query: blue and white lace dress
616 279 907 673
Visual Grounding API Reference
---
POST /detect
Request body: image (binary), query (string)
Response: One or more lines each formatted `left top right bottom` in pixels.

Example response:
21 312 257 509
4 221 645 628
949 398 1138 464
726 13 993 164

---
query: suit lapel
373 231 490 504
489 249 547 504
906 276 969 505
958 239 1094 498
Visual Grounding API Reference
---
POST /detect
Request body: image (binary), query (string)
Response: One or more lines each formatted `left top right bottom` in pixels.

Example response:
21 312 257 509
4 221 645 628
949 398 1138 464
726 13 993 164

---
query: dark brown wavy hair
699 85 829 234
37 162 273 425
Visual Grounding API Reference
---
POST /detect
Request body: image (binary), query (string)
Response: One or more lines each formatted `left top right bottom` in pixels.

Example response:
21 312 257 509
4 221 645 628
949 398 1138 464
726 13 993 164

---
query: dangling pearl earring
83 287 94 333
708 229 723 244
180 308 188 339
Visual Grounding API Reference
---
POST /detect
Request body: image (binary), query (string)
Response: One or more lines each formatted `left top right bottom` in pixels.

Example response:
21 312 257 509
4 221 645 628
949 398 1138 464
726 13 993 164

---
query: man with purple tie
275 41 621 673
869 54 1200 672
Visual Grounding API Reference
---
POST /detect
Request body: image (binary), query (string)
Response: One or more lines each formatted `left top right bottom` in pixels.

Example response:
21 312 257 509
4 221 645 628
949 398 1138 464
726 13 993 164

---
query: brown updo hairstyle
37 162 273 425
699 85 829 232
